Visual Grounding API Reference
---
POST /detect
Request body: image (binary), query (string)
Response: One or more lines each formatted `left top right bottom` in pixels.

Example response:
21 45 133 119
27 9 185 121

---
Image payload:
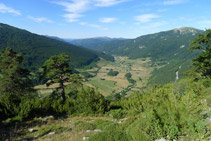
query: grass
2 116 120 141
34 56 154 97
85 56 154 96
88 79 116 96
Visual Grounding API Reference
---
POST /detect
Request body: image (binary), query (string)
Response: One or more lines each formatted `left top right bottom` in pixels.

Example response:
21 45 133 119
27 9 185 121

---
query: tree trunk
60 82 66 103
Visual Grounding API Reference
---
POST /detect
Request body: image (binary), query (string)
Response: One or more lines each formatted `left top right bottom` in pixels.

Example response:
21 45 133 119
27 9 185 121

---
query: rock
86 130 92 132
69 127 73 131
48 132 55 135
120 118 127 121
29 129 36 132
94 129 102 132
83 136 89 140
117 121 122 124
155 138 166 141
49 115 54 119
207 116 211 122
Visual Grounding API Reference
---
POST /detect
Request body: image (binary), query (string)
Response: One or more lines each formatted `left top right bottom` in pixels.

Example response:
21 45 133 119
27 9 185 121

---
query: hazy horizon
1 0 211 38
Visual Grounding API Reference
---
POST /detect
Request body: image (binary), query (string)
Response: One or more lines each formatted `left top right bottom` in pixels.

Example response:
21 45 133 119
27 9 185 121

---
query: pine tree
190 29 211 77
41 54 72 102
0 48 34 97
0 48 35 119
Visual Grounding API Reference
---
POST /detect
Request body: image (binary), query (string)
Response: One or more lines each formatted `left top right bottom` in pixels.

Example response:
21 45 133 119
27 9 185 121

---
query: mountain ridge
66 27 204 84
0 23 114 71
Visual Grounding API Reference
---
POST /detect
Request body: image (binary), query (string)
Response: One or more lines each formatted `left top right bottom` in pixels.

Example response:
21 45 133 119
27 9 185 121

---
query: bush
9 87 109 120
88 131 131 141
93 119 114 129
107 70 119 76
73 88 109 114
106 109 128 119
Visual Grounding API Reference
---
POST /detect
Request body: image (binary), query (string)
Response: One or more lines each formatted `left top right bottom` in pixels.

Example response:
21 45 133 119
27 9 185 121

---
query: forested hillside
71 27 204 84
0 23 114 71
69 37 125 50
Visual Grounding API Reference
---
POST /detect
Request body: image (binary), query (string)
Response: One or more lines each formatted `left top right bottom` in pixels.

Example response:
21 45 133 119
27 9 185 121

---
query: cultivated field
35 56 154 97
83 56 154 96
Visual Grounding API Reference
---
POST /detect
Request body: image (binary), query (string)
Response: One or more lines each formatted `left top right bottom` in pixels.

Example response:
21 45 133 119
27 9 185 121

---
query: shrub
107 70 119 76
73 88 109 114
106 109 128 119
88 131 131 141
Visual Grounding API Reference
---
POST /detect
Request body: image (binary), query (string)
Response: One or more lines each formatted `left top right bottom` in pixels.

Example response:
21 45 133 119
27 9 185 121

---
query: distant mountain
72 27 204 84
45 35 66 42
0 23 114 72
67 37 126 50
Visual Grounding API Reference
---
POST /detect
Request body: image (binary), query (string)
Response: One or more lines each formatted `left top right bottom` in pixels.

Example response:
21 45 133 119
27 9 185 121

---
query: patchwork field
35 56 154 97
83 56 154 96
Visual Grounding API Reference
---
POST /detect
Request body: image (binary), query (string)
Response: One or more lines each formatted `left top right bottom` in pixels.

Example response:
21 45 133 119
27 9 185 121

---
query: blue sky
0 0 211 38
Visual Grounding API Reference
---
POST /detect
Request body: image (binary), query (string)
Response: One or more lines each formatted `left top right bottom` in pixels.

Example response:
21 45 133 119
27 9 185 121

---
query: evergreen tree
190 29 211 77
0 48 35 119
41 54 72 102
0 48 34 97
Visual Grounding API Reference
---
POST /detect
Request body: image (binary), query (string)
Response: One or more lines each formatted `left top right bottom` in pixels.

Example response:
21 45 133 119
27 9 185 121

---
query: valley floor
83 56 153 96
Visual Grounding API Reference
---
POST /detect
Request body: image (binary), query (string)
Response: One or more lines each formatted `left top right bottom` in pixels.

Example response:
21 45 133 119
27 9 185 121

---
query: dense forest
0 28 210 140
0 23 114 71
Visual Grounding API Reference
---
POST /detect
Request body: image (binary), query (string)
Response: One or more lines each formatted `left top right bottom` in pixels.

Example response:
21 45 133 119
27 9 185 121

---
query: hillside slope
0 23 113 71
68 37 125 50
72 27 204 84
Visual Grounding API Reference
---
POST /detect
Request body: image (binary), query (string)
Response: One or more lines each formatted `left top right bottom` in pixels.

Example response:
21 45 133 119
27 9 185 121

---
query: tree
190 29 211 77
0 48 34 97
41 54 72 102
0 48 35 119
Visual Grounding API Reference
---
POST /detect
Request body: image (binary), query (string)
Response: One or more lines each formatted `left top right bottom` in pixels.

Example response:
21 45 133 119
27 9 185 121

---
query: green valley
0 23 210 141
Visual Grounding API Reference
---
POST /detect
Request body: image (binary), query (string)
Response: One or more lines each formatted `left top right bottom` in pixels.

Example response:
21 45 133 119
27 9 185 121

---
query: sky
0 0 211 39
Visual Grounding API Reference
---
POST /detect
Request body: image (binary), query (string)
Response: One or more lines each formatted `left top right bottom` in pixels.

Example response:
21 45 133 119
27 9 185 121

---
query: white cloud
100 17 117 23
134 14 160 23
0 3 21 15
53 0 90 13
28 16 53 23
163 0 186 5
52 0 128 22
63 13 83 22
94 0 127 7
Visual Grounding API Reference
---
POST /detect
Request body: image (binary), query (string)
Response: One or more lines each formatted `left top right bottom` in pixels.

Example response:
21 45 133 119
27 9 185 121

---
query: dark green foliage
126 119 152 141
148 59 193 85
113 78 210 140
69 37 121 50
190 29 211 78
0 86 109 121
88 131 131 141
0 48 35 120
41 54 73 102
106 109 128 119
14 88 110 120
125 72 136 84
107 69 119 76
0 48 34 96
0 23 113 72
73 88 109 114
